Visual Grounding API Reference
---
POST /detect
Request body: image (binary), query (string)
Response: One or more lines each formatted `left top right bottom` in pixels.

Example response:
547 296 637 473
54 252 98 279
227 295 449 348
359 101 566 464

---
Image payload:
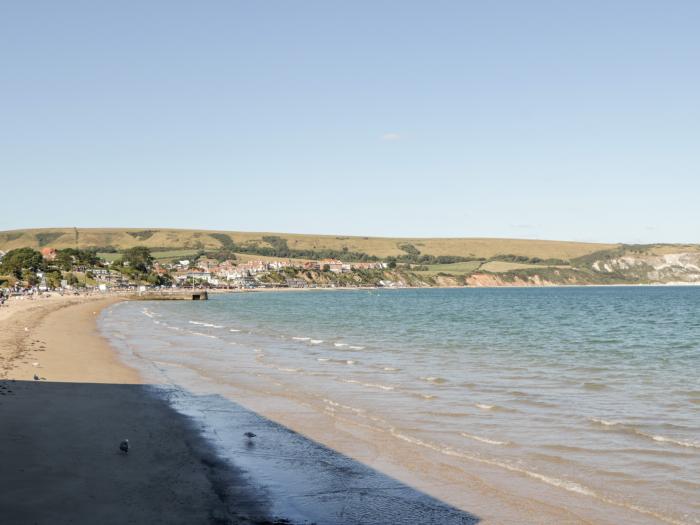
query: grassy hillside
0 227 615 261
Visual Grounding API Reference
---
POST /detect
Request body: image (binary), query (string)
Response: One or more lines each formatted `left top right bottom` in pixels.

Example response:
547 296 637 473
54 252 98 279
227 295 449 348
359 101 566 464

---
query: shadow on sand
0 380 480 524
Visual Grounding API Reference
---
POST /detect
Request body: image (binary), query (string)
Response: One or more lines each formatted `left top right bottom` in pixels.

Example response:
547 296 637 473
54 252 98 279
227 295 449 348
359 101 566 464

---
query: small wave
460 432 509 446
343 379 394 391
229 328 241 332
589 418 700 449
292 337 310 341
475 403 494 410
310 339 324 345
188 321 223 329
334 343 349 348
383 367 399 371
317 357 330 362
388 430 687 525
349 345 365 350
277 367 300 373
590 417 618 427
345 360 355 365
421 376 448 384
189 331 218 339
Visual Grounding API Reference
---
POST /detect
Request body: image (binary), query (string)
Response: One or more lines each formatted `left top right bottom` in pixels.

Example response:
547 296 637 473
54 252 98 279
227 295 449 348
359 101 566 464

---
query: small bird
33 374 39 381
119 439 130 454
244 432 256 441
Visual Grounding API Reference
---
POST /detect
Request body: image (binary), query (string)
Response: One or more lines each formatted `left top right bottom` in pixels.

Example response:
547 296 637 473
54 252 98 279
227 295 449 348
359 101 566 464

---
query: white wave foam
317 357 330 362
188 321 223 328
310 339 323 345
649 435 700 449
343 379 394 391
460 432 509 445
590 418 700 449
229 328 241 332
334 343 349 348
292 337 310 341
189 331 218 339
475 403 494 410
345 360 355 365
277 367 300 373
421 376 448 384
590 417 619 426
349 345 365 350
383 367 399 371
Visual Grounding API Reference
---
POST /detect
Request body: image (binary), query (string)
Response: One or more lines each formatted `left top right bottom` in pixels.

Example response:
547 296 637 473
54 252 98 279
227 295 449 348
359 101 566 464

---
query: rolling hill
0 227 615 261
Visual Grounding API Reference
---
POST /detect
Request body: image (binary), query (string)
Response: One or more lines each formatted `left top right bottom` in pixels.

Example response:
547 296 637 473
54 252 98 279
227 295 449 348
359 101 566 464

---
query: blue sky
1 1 698 243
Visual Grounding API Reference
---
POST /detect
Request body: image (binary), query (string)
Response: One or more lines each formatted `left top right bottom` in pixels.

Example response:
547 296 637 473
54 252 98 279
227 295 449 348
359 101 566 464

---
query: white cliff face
590 252 700 282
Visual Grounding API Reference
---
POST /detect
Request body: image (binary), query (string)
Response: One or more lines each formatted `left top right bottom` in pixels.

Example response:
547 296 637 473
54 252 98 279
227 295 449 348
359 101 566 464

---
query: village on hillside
0 246 395 297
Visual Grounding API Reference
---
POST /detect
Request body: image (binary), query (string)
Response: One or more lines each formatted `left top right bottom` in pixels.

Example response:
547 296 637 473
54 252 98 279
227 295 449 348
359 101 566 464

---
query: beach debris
244 432 256 441
32 362 40 367
33 374 39 381
24 327 29 332
119 439 130 454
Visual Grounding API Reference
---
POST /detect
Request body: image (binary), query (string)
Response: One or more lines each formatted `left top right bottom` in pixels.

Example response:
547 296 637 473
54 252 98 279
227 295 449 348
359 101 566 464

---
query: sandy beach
0 296 277 524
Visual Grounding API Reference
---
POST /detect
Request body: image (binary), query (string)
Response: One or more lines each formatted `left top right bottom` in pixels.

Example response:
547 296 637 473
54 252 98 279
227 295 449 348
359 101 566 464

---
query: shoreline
0 292 485 524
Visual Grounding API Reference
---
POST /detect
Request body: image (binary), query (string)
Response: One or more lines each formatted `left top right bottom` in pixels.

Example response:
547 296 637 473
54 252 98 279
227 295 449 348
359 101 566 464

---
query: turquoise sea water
101 287 700 524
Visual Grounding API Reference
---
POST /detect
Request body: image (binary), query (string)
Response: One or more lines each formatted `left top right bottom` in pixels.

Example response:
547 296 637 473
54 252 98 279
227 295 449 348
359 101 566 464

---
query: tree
120 246 154 273
146 272 173 287
45 270 63 289
0 248 44 278
21 268 39 286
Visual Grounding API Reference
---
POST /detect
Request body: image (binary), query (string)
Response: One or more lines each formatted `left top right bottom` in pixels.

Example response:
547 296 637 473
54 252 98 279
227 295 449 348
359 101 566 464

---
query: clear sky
1 1 698 243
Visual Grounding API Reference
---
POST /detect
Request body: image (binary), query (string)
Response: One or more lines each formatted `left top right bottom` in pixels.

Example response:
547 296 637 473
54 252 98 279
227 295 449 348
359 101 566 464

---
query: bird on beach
33 374 39 381
119 439 130 454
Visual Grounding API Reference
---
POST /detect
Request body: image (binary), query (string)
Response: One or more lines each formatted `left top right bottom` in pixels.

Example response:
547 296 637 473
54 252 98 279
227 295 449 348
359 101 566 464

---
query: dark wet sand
0 380 480 525
0 381 276 524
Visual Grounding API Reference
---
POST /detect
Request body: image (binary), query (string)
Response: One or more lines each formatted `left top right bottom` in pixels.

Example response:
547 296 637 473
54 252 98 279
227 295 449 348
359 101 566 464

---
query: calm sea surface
100 287 700 524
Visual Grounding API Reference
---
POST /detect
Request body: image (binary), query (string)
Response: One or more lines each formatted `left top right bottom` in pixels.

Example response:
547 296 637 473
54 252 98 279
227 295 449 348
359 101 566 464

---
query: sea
99 287 700 524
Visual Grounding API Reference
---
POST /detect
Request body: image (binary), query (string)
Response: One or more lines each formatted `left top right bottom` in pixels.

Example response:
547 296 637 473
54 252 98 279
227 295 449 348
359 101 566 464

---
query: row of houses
169 257 386 287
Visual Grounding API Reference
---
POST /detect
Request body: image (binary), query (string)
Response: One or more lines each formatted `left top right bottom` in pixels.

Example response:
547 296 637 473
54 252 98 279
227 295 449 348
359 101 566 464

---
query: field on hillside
418 261 484 274
479 261 571 273
0 228 616 261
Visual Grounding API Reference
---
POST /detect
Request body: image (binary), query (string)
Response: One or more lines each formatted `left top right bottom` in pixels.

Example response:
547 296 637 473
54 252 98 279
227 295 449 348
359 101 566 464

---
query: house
351 262 383 270
41 247 57 261
303 261 321 271
319 259 344 273
196 257 219 270
176 269 213 284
